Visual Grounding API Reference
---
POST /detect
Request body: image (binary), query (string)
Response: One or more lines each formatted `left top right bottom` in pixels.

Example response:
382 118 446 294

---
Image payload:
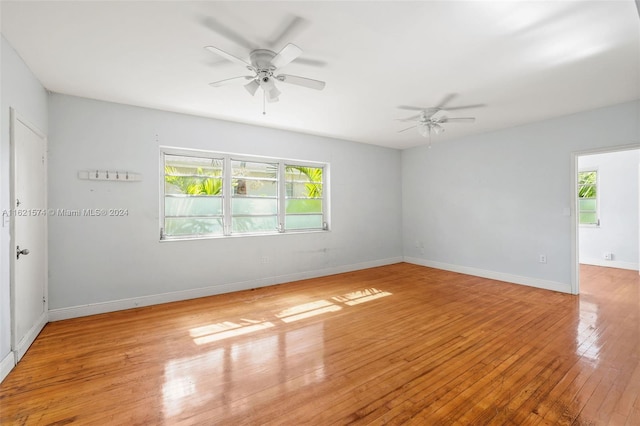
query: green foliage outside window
578 171 598 225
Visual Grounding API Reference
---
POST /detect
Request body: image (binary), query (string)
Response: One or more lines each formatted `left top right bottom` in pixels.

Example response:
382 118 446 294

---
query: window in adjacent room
578 170 598 226
161 149 329 240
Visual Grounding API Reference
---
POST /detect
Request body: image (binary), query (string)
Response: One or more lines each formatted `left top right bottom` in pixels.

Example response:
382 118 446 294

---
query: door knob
16 246 30 259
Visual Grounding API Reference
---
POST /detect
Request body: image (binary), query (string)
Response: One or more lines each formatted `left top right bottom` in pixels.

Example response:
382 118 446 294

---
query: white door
11 109 47 362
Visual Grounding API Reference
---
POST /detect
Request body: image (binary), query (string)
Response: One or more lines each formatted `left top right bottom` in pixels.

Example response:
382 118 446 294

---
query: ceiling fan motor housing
250 49 277 70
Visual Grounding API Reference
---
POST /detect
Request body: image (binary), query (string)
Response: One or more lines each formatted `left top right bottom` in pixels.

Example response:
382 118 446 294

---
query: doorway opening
572 145 640 294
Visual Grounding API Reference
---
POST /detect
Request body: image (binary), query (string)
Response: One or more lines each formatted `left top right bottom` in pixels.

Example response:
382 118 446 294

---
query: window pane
578 171 597 185
286 214 323 230
232 216 278 233
285 166 322 182
165 218 224 236
578 199 597 211
165 155 223 195
578 184 596 198
286 199 322 214
286 182 322 198
233 179 277 196
165 177 223 196
232 160 277 179
232 198 277 215
166 155 223 173
165 196 222 217
285 166 323 199
579 213 598 225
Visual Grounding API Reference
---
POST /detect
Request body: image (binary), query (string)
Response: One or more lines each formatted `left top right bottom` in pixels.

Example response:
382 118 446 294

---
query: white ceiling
1 1 639 149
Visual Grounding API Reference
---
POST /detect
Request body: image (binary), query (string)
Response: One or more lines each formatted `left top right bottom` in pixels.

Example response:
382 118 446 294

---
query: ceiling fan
397 94 485 146
205 43 326 106
202 14 326 112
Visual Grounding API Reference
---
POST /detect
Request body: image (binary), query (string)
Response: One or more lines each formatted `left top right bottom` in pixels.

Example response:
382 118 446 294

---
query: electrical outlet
604 252 613 261
260 256 269 264
539 254 547 264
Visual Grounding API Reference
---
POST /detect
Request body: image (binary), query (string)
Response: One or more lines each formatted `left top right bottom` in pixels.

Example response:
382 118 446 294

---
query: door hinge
42 296 46 303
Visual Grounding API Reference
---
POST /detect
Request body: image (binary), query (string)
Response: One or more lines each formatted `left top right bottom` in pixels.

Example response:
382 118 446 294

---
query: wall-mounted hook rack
78 170 142 182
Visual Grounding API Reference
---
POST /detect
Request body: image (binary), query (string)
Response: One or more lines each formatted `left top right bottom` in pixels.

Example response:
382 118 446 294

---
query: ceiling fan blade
204 46 251 68
441 117 476 123
397 106 438 119
444 104 486 111
396 115 421 122
398 125 417 133
276 74 325 90
202 17 256 50
268 15 309 49
292 57 327 67
397 105 426 111
271 43 303 68
244 79 260 96
209 76 253 87
435 93 457 109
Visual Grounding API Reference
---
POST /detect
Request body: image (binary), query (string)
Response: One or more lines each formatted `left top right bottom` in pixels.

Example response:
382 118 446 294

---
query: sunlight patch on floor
276 299 342 323
192 320 275 345
332 288 392 306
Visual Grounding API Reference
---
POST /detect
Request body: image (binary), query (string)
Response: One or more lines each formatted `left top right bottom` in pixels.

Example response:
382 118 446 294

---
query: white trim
0 352 15 384
404 257 572 293
49 257 403 321
14 311 48 363
579 259 639 271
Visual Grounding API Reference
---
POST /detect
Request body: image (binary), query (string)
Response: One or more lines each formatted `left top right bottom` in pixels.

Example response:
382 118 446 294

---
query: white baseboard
403 257 572 294
579 258 639 271
14 311 49 363
0 351 15 384
49 257 404 321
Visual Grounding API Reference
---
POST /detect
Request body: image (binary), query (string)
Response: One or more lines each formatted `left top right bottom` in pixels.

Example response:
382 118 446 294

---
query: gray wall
402 100 640 293
0 35 48 367
47 94 403 314
578 149 639 270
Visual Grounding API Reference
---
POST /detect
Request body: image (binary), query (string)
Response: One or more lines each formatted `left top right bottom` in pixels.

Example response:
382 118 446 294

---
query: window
231 160 278 234
285 165 324 231
164 154 224 237
578 170 598 225
161 149 328 239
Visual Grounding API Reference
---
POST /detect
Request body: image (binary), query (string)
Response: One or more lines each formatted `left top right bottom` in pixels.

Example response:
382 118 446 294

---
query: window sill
160 229 330 242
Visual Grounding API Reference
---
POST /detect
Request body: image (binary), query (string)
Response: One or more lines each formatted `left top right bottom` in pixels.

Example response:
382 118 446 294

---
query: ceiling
1 1 639 149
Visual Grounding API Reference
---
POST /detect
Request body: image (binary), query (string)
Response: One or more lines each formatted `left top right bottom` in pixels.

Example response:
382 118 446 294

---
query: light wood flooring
0 263 638 425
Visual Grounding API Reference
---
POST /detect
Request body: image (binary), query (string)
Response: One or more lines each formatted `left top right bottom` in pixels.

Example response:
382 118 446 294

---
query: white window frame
160 147 330 240
577 168 599 227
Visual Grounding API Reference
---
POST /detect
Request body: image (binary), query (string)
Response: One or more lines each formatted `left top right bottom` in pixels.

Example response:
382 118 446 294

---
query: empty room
1 1 639 424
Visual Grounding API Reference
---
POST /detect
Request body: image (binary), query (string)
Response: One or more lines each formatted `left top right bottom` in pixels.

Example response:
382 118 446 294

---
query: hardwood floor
1 263 638 425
